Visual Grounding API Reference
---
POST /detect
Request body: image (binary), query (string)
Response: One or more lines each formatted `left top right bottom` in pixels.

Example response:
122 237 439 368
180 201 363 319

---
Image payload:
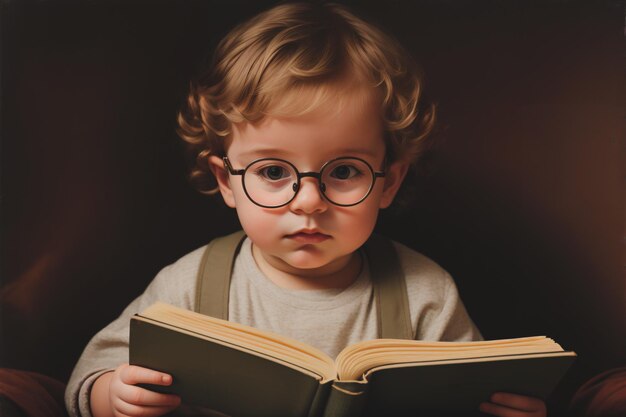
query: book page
335 336 570 380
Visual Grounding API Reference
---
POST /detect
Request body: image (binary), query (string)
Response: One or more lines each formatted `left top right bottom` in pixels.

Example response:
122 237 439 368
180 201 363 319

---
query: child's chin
284 256 330 271
282 250 336 271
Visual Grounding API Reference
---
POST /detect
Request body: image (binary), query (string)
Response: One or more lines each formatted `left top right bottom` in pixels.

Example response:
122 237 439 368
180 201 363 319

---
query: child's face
209 91 408 280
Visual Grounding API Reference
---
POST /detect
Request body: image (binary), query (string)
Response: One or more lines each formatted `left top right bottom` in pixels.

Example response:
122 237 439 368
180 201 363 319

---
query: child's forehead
227 91 386 162
245 87 381 131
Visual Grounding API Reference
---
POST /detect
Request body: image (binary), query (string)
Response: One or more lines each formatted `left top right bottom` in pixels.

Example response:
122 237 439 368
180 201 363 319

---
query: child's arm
64 253 201 416
90 364 181 417
479 392 547 417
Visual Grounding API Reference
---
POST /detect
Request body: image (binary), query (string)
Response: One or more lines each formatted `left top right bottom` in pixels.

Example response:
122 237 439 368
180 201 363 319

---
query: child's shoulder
386 237 456 294
144 243 210 298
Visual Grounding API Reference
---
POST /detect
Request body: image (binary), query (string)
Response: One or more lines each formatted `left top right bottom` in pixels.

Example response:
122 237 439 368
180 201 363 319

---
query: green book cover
129 317 327 417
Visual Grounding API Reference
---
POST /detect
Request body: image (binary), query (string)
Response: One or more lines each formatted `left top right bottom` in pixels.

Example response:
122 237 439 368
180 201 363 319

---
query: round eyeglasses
223 156 386 208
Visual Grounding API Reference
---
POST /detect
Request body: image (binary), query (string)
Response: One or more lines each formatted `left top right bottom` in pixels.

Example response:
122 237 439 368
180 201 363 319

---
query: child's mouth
286 231 331 243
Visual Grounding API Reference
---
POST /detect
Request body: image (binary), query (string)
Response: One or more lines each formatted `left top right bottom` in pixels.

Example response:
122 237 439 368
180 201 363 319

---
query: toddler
66 3 548 417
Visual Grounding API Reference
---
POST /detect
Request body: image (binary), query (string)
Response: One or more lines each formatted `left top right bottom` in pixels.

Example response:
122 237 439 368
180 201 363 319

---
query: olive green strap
195 230 247 319
364 234 413 340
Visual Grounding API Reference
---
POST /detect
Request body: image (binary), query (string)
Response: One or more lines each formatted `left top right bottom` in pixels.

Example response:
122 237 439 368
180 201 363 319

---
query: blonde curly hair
177 2 435 195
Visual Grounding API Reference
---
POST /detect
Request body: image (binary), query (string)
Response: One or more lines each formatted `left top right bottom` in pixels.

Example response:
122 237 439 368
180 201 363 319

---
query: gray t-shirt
65 237 482 417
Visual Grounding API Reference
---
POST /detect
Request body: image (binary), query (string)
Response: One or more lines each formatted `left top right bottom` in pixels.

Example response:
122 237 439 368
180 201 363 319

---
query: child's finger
490 392 545 412
119 364 173 386
118 385 181 407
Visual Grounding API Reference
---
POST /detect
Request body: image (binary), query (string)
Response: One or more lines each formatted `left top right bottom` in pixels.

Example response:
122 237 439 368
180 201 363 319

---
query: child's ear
379 160 409 209
208 155 236 208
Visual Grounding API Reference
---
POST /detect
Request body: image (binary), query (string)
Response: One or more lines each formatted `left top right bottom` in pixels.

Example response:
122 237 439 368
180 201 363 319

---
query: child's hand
93 363 181 417
479 392 547 417
108 364 181 417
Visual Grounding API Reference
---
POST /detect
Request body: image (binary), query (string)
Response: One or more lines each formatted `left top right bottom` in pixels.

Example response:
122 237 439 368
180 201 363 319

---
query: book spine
321 381 369 417
307 381 332 417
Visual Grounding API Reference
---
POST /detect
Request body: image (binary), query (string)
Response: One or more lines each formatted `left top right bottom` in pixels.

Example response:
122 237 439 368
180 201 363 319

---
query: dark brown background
1 0 624 414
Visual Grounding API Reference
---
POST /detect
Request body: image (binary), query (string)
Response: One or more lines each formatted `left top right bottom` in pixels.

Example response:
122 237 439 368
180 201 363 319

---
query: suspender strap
363 234 413 340
195 230 247 319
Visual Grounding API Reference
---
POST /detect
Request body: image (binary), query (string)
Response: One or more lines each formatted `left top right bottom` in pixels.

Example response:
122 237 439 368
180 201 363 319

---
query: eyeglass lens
243 158 375 207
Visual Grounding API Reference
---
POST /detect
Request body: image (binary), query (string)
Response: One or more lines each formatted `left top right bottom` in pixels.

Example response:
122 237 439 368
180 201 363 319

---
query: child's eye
330 164 362 180
256 165 290 181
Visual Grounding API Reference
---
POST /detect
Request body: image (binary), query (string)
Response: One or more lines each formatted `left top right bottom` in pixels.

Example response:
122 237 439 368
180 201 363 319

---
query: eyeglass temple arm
222 157 245 175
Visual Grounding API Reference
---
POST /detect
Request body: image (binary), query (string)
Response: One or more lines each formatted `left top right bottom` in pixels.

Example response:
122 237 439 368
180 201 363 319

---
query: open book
129 302 576 417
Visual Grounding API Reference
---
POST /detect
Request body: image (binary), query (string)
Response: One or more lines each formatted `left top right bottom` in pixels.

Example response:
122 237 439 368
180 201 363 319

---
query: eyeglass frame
222 156 386 208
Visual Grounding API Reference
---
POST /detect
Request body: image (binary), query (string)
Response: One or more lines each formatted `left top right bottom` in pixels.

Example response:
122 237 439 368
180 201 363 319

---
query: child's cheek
234 201 282 244
347 208 378 245
330 204 379 250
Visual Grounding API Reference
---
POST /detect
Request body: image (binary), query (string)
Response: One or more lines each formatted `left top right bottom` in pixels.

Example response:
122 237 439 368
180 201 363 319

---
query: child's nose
289 178 328 214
